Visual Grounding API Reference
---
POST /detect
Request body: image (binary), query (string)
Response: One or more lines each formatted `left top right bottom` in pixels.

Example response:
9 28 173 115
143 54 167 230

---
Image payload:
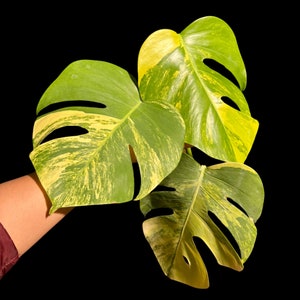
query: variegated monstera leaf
140 153 264 288
138 16 259 163
30 60 185 213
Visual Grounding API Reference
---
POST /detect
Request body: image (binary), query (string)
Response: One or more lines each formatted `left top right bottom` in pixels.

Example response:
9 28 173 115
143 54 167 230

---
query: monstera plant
29 16 264 289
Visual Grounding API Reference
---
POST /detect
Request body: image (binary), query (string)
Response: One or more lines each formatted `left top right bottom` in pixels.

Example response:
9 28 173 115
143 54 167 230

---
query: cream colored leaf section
30 99 185 213
140 153 264 288
138 16 258 162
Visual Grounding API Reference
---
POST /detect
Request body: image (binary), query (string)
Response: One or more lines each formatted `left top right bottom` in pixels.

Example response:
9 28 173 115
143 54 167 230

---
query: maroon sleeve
0 222 19 279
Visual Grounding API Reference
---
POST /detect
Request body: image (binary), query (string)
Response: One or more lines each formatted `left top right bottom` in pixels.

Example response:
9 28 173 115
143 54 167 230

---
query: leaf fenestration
30 60 185 213
138 16 258 163
140 153 264 288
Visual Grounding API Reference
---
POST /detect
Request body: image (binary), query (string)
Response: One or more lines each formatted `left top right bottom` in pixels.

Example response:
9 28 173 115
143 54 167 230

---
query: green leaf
138 16 258 163
140 153 264 288
30 60 185 213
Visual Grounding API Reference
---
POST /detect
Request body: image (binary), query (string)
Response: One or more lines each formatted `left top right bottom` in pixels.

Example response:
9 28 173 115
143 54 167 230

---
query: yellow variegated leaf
138 16 258 163
30 60 185 213
140 153 264 288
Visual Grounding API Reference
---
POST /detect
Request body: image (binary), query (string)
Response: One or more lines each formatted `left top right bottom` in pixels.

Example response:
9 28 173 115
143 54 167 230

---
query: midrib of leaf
83 102 141 168
173 164 207 267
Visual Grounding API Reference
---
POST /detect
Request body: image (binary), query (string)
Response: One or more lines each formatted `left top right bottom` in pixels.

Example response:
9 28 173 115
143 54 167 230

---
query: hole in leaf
41 126 88 144
227 197 248 217
132 162 141 199
203 58 241 111
191 148 222 166
129 145 137 163
193 236 219 268
208 211 241 257
183 255 190 266
204 58 239 87
144 207 173 219
221 96 240 111
152 185 176 192
37 100 106 117
129 145 142 200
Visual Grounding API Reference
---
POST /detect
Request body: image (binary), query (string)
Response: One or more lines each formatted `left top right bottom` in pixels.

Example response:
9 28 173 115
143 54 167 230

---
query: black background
0 2 281 298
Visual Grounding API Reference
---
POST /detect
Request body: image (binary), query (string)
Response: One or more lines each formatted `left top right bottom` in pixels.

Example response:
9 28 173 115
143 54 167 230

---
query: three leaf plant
29 16 265 289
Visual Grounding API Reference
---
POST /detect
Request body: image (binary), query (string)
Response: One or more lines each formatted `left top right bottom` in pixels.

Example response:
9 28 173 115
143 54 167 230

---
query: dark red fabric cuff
0 222 19 279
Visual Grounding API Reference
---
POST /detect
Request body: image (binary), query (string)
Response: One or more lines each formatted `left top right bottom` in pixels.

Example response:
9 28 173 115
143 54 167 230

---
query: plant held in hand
30 16 264 289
